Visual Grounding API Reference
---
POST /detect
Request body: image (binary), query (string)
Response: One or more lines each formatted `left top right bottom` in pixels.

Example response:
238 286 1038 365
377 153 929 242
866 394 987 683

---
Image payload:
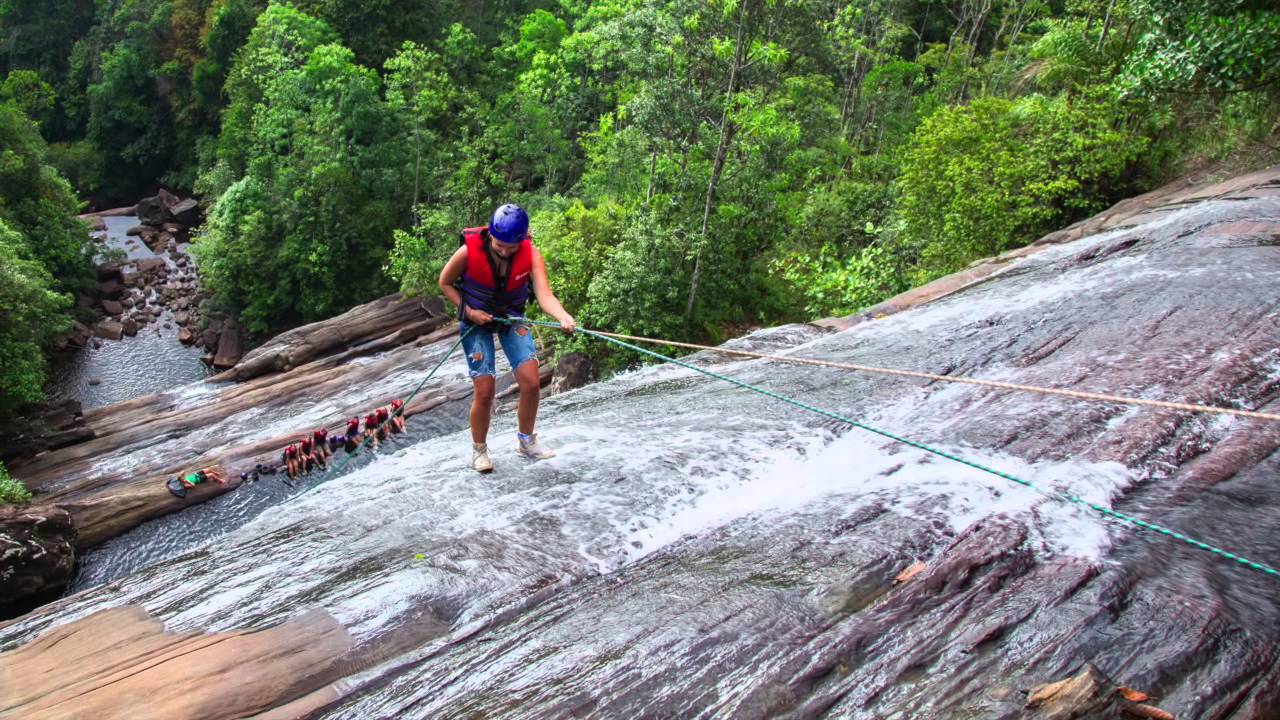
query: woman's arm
438 246 492 324
530 246 575 332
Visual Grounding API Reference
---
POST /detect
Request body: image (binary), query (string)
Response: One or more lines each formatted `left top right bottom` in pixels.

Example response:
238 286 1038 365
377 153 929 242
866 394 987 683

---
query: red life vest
458 227 533 316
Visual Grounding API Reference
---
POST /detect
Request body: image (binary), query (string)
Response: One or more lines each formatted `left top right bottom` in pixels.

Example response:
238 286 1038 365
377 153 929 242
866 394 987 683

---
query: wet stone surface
3 182 1280 718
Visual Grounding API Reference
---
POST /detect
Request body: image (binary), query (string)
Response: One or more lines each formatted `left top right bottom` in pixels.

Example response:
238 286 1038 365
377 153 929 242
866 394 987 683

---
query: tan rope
586 329 1280 423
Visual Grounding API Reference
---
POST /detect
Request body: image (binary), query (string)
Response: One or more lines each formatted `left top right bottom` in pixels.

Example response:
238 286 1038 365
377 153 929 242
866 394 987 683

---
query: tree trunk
686 4 748 320
1097 0 1117 51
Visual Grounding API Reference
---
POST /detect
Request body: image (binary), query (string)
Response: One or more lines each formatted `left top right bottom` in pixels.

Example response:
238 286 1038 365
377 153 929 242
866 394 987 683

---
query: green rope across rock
500 318 1280 582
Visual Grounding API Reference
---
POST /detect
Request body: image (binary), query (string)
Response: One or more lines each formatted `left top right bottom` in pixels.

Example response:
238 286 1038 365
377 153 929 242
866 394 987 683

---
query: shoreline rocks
0 506 76 618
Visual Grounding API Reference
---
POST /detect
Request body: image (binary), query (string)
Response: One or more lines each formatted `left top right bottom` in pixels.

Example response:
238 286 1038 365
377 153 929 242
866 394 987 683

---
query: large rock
166 198 200 226
0 505 76 618
122 318 139 337
135 189 179 226
0 605 353 717
212 325 243 369
95 263 123 283
92 319 123 341
101 299 124 316
134 257 166 274
65 321 92 349
549 352 596 394
218 293 446 381
98 280 124 300
178 327 194 344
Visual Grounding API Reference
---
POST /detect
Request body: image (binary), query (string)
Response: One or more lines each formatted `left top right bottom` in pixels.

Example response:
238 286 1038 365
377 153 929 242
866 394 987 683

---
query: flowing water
6 197 1280 718
44 216 213 410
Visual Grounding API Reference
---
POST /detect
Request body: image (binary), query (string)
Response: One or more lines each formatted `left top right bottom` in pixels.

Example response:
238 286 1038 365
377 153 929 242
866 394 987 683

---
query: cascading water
4 196 1279 719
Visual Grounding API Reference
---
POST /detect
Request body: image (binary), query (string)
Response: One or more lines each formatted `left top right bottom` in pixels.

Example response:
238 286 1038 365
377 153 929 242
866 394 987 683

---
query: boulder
135 257 166 274
167 198 201 226
96 263 123 283
136 189 179 226
201 328 220 348
122 318 139 337
101 299 124 316
98 280 124 300
93 319 123 341
120 296 134 309
174 312 190 326
178 327 194 344
549 352 597 394
0 505 77 617
121 268 140 287
85 216 107 232
212 325 243 369
66 321 92 349
126 225 146 237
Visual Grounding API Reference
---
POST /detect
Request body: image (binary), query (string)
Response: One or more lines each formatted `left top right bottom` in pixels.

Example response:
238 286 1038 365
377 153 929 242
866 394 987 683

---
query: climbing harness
496 318 1280 582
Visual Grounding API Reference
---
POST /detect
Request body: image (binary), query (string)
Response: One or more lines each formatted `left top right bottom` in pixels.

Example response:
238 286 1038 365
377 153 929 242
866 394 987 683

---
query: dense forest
1 0 1277 447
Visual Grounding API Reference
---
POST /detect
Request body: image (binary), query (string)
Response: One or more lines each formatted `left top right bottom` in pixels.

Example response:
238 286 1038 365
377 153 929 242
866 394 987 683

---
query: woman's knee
472 376 497 403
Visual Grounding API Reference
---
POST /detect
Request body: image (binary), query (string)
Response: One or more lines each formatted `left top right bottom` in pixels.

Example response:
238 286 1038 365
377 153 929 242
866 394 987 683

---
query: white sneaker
516 432 557 460
471 443 494 473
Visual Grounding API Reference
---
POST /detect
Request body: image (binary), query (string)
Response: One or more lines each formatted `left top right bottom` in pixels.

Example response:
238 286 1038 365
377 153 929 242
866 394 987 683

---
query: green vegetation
0 460 32 505
1 0 1277 363
0 100 85 415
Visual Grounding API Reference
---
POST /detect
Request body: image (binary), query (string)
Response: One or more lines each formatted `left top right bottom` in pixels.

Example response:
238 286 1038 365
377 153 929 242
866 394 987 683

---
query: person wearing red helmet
345 416 361 453
390 398 407 433
438 203 575 473
282 443 300 478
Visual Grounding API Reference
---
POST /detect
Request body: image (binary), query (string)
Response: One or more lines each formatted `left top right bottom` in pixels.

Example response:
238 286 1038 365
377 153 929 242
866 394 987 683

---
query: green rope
297 326 474 488
501 318 1280 581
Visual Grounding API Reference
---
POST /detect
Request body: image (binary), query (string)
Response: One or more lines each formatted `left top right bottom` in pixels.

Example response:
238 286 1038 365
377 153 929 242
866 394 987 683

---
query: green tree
0 218 73 416
195 9 405 333
893 91 1148 281
0 101 92 292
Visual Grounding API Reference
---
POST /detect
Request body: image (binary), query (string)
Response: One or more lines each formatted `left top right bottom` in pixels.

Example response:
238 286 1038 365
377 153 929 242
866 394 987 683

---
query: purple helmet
489 203 529 243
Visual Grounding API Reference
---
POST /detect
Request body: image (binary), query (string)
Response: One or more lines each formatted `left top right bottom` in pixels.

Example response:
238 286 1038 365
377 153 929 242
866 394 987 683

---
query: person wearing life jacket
363 411 380 449
313 428 330 460
389 398 407 433
438 203 575 473
283 443 301 478
345 416 361 452
299 435 321 472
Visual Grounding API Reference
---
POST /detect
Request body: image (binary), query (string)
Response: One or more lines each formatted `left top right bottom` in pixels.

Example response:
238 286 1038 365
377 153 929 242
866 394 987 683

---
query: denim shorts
460 317 538 378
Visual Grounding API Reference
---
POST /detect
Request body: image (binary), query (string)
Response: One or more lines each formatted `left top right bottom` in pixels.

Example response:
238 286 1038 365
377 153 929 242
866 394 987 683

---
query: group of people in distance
281 399 408 479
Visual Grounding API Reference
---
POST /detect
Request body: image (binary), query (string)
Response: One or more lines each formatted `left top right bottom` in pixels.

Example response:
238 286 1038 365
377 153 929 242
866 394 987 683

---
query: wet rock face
3 169 1279 719
0 605 353 719
0 506 76 618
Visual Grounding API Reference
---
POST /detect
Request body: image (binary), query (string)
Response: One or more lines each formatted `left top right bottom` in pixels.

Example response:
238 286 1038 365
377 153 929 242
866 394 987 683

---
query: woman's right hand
465 307 494 325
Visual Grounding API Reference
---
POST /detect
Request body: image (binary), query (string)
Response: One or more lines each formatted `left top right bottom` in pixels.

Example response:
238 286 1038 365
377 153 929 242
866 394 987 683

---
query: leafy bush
893 90 1148 282
771 242 906 318
0 460 32 505
0 219 72 414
